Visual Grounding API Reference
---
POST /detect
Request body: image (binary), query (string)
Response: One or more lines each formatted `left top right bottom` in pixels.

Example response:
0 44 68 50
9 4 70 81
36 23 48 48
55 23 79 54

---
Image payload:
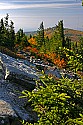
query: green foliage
0 14 29 52
65 37 71 49
21 75 83 125
78 37 83 59
35 20 83 72
44 20 66 54
63 48 83 72
36 21 45 49
56 20 65 47
0 14 15 50
15 28 29 49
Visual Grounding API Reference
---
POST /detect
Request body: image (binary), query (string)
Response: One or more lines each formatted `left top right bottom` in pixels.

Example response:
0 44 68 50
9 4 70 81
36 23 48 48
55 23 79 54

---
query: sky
0 0 83 32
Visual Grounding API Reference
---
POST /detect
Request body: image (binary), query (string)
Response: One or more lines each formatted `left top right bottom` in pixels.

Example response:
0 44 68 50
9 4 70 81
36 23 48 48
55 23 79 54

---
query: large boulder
0 52 39 90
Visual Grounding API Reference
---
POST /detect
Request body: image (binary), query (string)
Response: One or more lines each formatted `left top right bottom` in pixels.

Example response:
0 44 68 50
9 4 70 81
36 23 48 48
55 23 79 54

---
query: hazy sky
0 0 83 32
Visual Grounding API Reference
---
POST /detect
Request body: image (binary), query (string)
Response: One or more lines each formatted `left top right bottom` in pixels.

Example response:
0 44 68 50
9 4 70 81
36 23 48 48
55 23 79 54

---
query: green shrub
21 75 83 125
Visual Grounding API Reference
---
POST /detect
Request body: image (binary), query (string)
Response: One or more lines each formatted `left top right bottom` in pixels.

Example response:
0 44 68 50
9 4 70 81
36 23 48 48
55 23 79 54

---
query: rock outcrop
0 52 40 91
0 52 39 124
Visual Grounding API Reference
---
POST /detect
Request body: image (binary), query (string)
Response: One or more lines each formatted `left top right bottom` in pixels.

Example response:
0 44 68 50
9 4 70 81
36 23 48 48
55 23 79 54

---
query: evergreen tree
0 18 5 45
9 20 15 50
44 36 50 52
78 37 83 63
37 21 45 48
65 37 71 49
20 28 24 38
72 42 75 52
30 34 32 39
16 29 24 44
0 18 4 32
57 20 65 47
49 20 65 54
16 28 29 48
16 30 21 44
75 41 78 54
4 13 9 30
3 14 10 47
0 14 16 50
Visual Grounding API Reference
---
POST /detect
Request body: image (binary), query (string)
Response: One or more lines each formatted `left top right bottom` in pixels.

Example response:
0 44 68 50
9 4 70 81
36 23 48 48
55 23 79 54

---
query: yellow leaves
28 37 37 45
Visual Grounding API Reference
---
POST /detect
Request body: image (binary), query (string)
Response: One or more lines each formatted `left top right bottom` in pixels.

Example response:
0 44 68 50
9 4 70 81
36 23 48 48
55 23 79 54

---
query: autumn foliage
43 53 66 68
23 45 66 68
28 37 37 46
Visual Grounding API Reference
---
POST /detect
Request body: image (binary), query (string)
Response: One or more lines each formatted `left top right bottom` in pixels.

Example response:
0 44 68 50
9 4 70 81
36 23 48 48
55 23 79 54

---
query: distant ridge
25 31 37 36
64 28 83 42
25 27 83 42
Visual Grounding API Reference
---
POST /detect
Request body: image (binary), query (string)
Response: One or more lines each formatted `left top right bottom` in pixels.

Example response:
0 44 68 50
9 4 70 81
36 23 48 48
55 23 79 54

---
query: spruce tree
4 13 9 30
9 20 15 50
78 37 83 59
3 14 10 47
0 18 5 45
16 28 29 48
0 14 16 50
57 20 65 47
37 21 45 48
65 37 71 49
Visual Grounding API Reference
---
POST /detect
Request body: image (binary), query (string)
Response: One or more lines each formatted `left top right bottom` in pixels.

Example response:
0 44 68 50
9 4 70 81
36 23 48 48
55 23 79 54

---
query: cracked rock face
0 52 40 91
0 52 39 124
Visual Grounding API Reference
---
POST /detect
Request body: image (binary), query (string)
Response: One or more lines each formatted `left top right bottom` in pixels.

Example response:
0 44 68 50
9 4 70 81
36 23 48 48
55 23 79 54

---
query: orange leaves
49 53 56 61
54 58 66 68
23 46 66 68
43 53 56 61
28 37 37 45
43 53 66 68
32 48 39 53
43 53 49 59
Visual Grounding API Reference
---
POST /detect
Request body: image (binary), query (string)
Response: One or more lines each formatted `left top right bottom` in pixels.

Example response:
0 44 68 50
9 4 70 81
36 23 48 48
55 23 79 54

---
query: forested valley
0 14 83 125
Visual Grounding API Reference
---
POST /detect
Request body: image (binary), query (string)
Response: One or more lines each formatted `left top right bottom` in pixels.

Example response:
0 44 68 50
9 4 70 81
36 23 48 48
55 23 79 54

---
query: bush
21 75 83 125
